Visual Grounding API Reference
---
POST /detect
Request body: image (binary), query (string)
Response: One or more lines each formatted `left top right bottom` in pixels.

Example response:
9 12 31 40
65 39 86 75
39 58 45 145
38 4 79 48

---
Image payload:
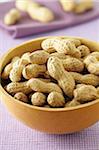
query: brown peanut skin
22 64 46 79
73 84 99 103
87 63 99 76
84 52 99 66
47 92 65 107
29 50 49 64
31 92 46 106
50 53 84 72
47 57 75 97
27 78 62 94
84 52 99 75
41 38 61 52
6 81 32 95
54 40 81 58
9 59 25 82
14 92 28 103
11 56 20 64
1 56 20 79
77 45 90 58
50 52 69 59
9 65 23 82
42 38 81 58
1 63 12 79
62 38 81 47
21 52 30 65
70 72 99 86
61 57 84 72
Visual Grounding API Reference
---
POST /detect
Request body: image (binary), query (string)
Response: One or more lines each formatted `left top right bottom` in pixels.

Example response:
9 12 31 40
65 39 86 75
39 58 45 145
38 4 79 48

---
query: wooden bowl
0 36 99 134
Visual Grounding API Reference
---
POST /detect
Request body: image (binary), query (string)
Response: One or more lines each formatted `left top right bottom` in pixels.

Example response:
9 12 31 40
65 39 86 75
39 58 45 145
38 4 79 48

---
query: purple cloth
0 103 99 150
0 12 99 150
0 1 99 38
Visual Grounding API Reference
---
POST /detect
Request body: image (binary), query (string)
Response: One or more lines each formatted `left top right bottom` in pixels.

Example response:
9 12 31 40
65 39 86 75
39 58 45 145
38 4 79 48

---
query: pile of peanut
4 0 54 26
59 0 93 13
1 37 99 108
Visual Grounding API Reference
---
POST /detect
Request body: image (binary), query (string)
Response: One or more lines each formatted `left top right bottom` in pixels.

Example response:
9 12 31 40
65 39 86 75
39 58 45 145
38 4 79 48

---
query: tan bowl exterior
0 36 99 134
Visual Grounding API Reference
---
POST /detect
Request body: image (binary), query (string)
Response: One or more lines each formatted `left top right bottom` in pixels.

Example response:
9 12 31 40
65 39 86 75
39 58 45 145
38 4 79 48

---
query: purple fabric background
0 1 99 150
0 1 99 38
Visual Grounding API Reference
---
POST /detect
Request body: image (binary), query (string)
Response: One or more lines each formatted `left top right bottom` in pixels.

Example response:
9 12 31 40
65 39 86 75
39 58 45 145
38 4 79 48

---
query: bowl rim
0 36 99 112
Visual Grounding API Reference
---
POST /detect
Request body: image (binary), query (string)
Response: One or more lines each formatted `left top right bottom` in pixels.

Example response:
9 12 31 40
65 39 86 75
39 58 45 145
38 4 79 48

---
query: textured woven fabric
0 15 99 150
0 102 99 150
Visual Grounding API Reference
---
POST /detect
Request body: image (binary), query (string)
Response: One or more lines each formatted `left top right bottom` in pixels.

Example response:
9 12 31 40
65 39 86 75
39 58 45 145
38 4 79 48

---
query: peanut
54 39 81 58
84 52 99 75
27 1 40 9
41 38 61 53
29 50 49 64
84 52 99 66
9 59 24 82
60 0 93 14
27 5 54 23
15 0 33 12
50 52 82 63
87 63 99 76
12 58 21 67
73 84 99 103
21 52 30 65
59 0 76 12
22 64 46 79
27 78 62 94
11 56 20 64
1 63 12 79
65 99 80 107
74 0 93 14
14 92 28 103
1 56 20 79
6 81 32 95
77 45 90 58
10 57 29 81
61 57 84 72
62 38 81 47
2 36 98 108
31 92 46 106
70 72 99 86
42 38 81 58
47 57 75 97
60 0 93 13
50 52 70 59
47 92 65 107
4 8 21 25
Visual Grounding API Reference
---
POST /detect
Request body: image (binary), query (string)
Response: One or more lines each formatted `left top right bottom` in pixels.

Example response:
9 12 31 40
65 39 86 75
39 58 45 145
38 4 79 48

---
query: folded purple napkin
0 1 99 38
